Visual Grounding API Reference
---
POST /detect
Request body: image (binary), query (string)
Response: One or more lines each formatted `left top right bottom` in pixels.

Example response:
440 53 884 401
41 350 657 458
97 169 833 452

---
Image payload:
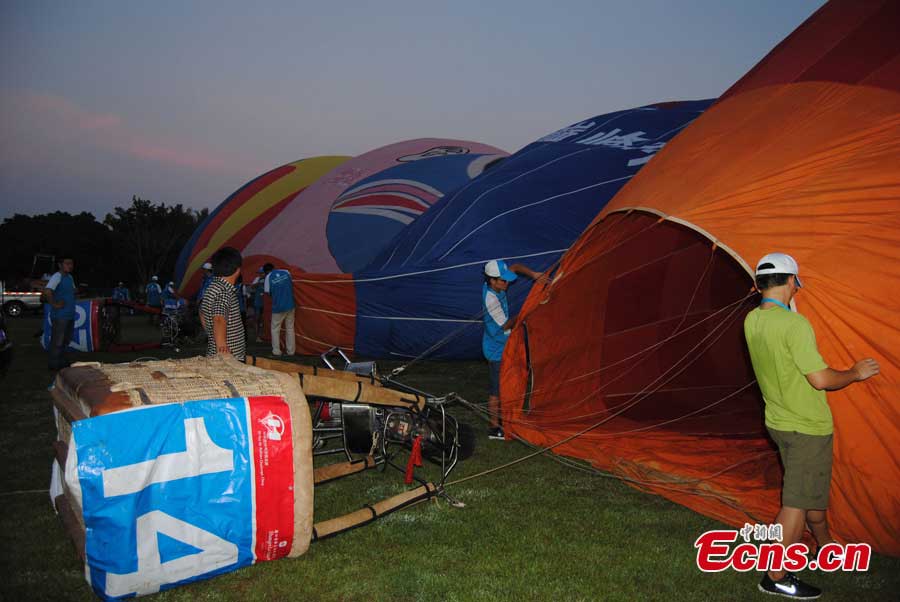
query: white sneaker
272 351 283 356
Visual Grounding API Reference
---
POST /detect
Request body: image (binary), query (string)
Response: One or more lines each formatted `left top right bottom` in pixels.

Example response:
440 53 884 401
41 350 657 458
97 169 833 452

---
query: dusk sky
1 0 826 220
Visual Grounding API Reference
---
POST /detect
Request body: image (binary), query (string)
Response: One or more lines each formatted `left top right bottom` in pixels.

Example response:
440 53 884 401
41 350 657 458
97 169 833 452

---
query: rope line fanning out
435 290 765 504
359 311 751 502
389 212 729 379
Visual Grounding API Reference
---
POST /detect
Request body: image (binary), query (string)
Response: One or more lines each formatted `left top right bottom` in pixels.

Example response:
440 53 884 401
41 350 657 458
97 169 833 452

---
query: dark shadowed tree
0 211 119 291
104 196 208 289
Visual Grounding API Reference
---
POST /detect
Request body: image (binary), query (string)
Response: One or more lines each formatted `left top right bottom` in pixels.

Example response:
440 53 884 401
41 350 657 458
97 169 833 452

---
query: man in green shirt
744 252 879 599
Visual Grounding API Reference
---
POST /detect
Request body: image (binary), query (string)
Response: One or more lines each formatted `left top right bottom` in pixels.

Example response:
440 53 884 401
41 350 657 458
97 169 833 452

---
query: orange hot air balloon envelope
502 0 900 556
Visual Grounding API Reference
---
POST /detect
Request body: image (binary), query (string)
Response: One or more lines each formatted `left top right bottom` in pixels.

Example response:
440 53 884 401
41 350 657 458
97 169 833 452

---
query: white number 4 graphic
99 416 239 596
105 510 239 596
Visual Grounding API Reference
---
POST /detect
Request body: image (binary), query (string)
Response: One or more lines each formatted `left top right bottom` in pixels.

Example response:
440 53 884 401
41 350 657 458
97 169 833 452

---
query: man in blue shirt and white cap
112 282 130 302
42 256 77 370
164 281 177 300
482 259 543 439
145 275 162 324
263 263 296 356
145 276 162 307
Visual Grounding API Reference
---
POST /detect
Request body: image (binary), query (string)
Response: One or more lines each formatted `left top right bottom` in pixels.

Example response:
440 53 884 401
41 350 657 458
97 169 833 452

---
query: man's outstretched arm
806 358 879 391
508 263 547 283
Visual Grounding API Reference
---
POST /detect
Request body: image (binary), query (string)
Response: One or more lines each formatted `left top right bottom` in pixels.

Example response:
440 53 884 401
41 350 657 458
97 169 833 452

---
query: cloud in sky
27 92 122 131
3 90 249 173
0 88 265 217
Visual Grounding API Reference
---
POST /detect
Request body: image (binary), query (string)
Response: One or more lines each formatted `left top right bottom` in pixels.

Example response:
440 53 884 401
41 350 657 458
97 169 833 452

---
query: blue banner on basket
41 299 96 352
70 396 294 600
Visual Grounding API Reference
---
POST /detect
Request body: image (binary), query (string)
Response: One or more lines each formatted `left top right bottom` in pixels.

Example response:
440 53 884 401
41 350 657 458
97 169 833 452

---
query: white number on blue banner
70 396 295 600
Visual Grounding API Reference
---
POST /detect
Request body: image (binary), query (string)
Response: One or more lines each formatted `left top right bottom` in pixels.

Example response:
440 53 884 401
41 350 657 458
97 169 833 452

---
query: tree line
0 196 208 295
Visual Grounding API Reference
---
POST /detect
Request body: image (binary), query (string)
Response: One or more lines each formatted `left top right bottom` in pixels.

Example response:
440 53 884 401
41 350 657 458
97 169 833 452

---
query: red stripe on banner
248 395 295 561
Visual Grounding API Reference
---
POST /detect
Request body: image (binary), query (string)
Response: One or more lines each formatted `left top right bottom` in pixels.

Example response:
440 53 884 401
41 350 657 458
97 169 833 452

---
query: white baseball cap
151 275 159 281
755 252 802 288
484 259 517 282
202 262 213 270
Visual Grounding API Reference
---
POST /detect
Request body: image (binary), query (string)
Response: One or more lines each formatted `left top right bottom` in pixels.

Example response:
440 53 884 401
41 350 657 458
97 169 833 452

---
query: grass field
0 315 896 601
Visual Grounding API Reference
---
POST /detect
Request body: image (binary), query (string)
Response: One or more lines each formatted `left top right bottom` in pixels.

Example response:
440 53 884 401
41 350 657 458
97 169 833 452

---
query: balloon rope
446 300 759 486
391 213 683 375
514 246 723 416
473 288 753 421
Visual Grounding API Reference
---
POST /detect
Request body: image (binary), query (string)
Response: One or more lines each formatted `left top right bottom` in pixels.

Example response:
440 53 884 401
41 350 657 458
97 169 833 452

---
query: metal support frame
305 353 473 521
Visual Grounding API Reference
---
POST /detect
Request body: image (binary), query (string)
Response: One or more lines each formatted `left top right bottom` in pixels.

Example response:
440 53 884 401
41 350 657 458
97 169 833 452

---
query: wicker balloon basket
50 355 440 599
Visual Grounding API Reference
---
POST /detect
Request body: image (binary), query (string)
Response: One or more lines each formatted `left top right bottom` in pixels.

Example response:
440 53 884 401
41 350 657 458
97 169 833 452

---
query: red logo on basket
259 412 285 441
694 526 870 573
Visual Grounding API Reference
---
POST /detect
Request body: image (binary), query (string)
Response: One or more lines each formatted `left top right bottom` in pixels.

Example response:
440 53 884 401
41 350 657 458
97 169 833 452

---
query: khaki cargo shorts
767 428 833 510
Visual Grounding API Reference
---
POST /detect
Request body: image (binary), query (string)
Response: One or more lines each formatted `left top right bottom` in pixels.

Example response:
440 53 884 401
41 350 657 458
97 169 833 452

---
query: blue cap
484 259 517 282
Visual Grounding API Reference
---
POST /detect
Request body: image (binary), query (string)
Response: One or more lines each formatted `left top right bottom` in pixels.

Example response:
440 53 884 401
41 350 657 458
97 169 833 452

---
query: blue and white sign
66 396 295 599
41 299 96 352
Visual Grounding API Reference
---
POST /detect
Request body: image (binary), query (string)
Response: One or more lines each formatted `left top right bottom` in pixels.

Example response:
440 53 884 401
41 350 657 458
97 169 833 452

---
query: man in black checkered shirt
199 246 246 361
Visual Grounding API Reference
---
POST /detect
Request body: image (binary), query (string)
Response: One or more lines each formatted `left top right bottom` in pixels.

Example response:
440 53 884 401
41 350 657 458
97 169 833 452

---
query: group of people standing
143 276 179 318
39 248 295 370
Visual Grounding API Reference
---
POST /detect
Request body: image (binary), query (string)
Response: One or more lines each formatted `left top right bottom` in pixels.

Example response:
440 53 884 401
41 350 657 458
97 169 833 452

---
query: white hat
484 259 517 282
151 275 159 281
202 262 213 270
755 252 802 288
